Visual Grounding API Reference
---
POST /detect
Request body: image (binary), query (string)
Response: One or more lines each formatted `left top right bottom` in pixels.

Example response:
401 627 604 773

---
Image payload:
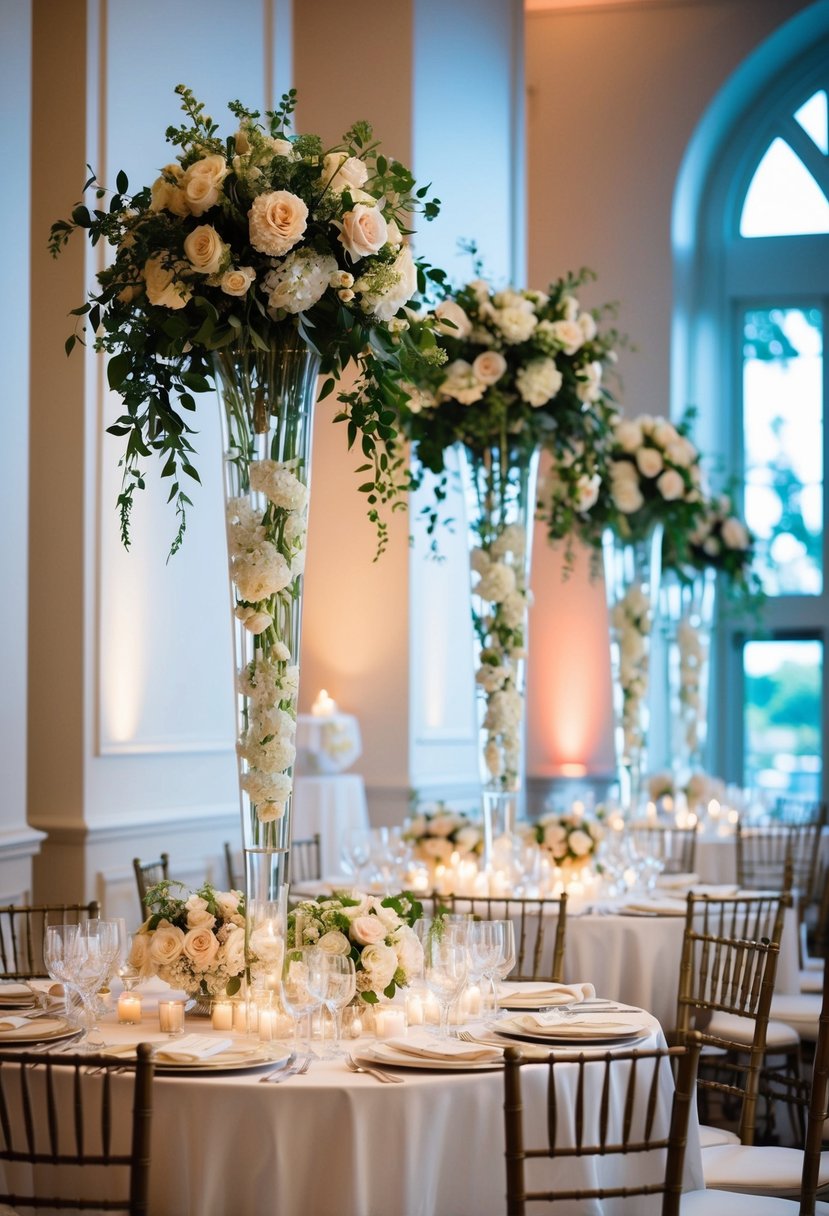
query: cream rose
143 255 192 310
349 915 387 947
221 266 256 297
339 204 389 261
183 925 220 971
612 479 645 514
549 319 584 355
128 932 152 976
181 154 228 216
721 517 750 549
360 943 399 991
321 152 369 194
434 300 473 340
636 447 664 479
614 420 643 453
569 829 594 857
391 926 423 977
221 925 246 976
472 350 507 385
149 164 188 216
148 921 186 967
185 894 215 929
183 224 226 275
214 891 244 924
657 469 686 501
317 930 352 956
249 190 308 256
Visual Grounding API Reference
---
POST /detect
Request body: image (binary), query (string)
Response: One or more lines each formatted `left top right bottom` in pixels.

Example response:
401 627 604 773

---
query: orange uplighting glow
558 762 588 778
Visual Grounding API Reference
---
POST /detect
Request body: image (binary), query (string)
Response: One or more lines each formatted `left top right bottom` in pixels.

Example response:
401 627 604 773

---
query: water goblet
423 933 468 1039
281 947 320 1057
468 920 504 1019
43 923 81 1023
309 953 356 1058
487 919 516 1022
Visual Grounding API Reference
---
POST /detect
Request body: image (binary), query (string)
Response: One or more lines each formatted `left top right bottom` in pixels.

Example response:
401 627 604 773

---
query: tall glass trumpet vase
602 525 663 817
216 336 320 941
460 441 541 866
660 566 717 787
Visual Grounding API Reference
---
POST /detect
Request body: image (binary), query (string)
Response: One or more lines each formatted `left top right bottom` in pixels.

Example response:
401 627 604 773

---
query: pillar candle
211 1001 234 1031
374 1008 407 1039
158 1000 185 1034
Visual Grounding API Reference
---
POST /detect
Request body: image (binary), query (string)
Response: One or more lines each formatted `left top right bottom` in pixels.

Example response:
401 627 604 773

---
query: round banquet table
1 998 703 1216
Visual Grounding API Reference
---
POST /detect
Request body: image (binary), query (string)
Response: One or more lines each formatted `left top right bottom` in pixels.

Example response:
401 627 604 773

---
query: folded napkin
618 897 688 916
0 1016 32 1031
498 981 595 1009
503 1012 637 1037
656 873 699 890
151 1034 234 1064
689 884 740 898
385 1033 502 1063
0 983 36 1000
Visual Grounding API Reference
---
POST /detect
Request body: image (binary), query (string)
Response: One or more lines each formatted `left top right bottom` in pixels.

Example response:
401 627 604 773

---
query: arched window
675 19 829 807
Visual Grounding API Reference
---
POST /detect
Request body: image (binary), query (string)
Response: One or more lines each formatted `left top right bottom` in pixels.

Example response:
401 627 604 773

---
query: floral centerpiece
648 769 727 813
523 812 603 867
402 270 619 846
50 85 443 912
288 891 423 1005
128 880 281 999
402 803 483 862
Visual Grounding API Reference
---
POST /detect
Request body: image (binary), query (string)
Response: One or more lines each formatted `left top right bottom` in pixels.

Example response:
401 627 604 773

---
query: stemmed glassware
281 947 320 1057
421 926 468 1039
43 923 81 1024
487 919 516 1022
468 920 505 1019
308 953 356 1058
44 921 120 1049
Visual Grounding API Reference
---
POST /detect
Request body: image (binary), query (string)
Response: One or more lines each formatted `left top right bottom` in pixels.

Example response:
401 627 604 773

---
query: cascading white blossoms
676 615 708 756
228 458 308 824
472 523 532 790
609 583 652 766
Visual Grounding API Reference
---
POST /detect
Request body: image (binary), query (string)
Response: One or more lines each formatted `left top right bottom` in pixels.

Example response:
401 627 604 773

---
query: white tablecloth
291 774 369 875
1 1000 702 1216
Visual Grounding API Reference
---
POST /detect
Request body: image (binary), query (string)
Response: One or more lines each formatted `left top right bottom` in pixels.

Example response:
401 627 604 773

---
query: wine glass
72 922 120 1048
487 919 516 1023
281 947 320 1057
468 920 504 1019
309 953 356 1058
43 923 81 1023
422 931 468 1039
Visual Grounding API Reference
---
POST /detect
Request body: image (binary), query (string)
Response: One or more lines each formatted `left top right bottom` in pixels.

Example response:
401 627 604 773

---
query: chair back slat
0 903 100 980
133 855 170 916
289 834 322 885
737 820 822 903
629 824 698 874
0 1044 155 1214
503 1044 700 1216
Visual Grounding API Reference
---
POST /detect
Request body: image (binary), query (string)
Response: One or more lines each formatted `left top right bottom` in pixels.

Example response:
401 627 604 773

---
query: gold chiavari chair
433 893 568 982
503 1042 701 1216
132 853 170 917
224 841 243 891
673 891 798 1147
0 1042 155 1214
736 819 823 907
0 901 100 979
629 822 699 875
774 798 828 828
699 959 829 1205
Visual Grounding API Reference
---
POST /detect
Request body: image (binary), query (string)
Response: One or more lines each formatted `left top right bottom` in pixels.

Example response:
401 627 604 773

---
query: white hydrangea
231 543 292 601
490 525 526 560
476 561 516 603
263 249 337 314
516 358 563 407
492 305 538 345
250 460 309 512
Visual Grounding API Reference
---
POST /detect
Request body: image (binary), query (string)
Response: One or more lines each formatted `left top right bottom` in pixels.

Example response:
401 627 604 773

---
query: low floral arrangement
648 770 726 810
288 891 423 1004
523 812 603 865
49 84 442 556
128 880 280 998
403 804 484 862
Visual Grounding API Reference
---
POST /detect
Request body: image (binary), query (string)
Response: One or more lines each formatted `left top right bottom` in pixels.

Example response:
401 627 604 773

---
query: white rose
575 473 601 513
543 823 567 848
321 153 369 194
434 300 473 340
472 350 507 385
421 837 453 860
181 154 228 216
128 932 152 976
576 360 603 403
248 925 284 969
636 447 664 479
578 311 597 341
249 190 308 256
657 469 686 501
183 925 220 971
235 605 273 635
183 224 226 275
148 921 186 968
652 420 679 447
665 436 697 467
222 925 246 976
185 895 215 929
317 930 351 956
349 915 387 947
221 266 256 297
391 926 423 978
516 358 563 407
569 829 594 857
359 943 399 991
214 890 244 923
721 517 750 549
143 255 191 310
363 244 418 322
493 306 537 344
339 204 389 261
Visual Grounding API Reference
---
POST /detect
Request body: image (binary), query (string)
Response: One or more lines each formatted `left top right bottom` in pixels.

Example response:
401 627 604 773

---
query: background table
292 774 370 875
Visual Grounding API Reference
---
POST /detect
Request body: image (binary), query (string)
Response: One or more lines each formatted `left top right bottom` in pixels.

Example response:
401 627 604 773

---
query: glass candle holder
211 999 234 1031
117 993 142 1025
158 999 185 1035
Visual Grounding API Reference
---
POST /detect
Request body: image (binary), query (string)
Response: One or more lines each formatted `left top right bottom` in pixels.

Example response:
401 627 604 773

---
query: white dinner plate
101 1043 290 1073
0 984 37 1009
492 1014 651 1045
362 1042 504 1072
0 1016 76 1044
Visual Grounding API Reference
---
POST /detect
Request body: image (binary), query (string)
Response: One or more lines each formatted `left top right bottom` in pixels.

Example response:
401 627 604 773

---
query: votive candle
258 1008 277 1042
117 993 142 1024
374 1008 407 1039
158 1000 185 1034
211 1000 234 1031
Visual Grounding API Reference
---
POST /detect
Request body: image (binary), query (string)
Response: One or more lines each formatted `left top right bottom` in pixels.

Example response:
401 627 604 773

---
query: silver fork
345 1053 403 1084
258 1052 297 1083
